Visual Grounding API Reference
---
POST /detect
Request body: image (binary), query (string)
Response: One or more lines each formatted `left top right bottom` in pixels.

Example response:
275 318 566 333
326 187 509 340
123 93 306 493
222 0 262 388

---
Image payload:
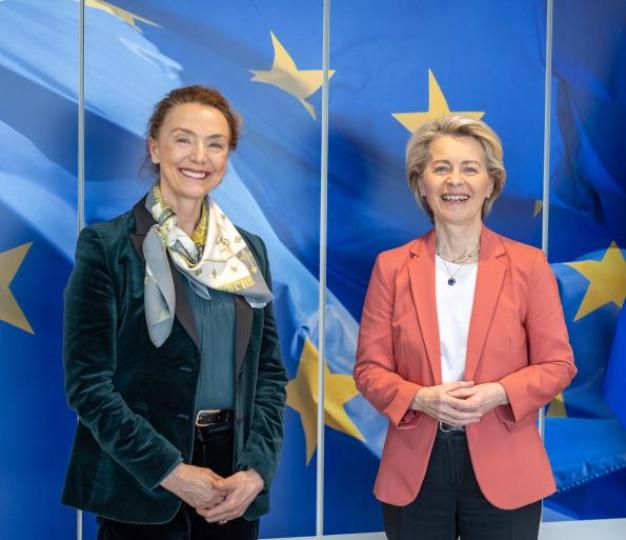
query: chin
179 182 215 199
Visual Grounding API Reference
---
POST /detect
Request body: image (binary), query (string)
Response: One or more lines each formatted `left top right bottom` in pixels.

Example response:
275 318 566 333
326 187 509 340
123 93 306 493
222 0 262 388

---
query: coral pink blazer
354 227 576 510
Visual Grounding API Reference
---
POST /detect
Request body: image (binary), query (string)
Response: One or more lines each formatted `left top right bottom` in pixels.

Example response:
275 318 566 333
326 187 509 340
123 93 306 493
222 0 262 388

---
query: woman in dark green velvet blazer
62 86 287 540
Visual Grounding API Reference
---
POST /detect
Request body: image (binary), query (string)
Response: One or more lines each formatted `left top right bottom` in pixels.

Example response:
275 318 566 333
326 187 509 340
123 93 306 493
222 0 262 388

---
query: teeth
442 194 468 201
180 169 207 179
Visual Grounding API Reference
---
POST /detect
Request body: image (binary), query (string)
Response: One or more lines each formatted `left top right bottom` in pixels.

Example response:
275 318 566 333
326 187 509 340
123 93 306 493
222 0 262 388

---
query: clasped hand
411 381 508 426
161 463 264 523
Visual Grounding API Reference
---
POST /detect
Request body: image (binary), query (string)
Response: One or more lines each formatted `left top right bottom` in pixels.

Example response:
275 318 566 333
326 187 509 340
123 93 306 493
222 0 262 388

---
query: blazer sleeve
235 235 288 490
497 250 577 424
63 226 182 490
354 253 423 429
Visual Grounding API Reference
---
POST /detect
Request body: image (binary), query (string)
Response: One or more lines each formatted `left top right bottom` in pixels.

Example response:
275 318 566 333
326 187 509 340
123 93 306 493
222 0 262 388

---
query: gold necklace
191 202 208 247
436 242 480 264
153 184 208 248
436 241 479 286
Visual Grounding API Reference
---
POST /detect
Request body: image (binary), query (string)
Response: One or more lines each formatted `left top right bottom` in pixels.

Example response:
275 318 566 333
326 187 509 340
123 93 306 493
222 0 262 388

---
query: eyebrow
430 159 483 166
169 127 228 139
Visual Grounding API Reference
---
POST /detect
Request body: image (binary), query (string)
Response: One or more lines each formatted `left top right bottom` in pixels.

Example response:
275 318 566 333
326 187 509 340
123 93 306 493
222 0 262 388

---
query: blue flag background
541 0 626 522
604 306 626 429
0 1 79 538
0 0 624 538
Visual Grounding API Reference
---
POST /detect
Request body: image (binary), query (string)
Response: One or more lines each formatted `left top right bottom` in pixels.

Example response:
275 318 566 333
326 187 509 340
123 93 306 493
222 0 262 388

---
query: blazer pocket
494 406 538 433
396 409 425 431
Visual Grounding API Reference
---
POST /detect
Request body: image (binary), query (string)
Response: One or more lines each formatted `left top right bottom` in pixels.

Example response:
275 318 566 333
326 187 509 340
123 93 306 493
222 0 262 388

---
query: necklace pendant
447 277 456 286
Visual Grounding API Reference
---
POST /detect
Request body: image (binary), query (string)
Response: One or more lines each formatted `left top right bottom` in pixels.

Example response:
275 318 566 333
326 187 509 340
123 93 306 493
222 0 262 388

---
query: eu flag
2 0 625 537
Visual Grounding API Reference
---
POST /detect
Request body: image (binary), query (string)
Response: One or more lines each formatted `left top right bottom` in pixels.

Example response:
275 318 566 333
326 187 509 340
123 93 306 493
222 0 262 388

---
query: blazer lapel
129 196 152 258
234 296 253 376
408 230 442 384
130 199 200 349
464 227 507 381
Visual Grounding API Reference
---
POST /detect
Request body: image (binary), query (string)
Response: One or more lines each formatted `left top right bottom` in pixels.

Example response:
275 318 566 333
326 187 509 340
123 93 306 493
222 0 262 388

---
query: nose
190 141 208 163
446 167 464 186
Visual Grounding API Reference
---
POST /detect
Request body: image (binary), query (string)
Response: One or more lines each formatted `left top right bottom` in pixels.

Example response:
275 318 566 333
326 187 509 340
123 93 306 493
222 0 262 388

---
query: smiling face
418 135 494 228
148 102 231 207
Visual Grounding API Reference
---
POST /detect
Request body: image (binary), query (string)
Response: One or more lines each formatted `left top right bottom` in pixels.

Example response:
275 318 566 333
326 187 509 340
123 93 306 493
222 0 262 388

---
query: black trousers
97 424 258 540
382 429 541 540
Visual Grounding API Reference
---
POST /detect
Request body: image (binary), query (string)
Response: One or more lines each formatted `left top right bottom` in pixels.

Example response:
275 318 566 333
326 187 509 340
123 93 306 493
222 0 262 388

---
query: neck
434 219 482 262
158 184 204 237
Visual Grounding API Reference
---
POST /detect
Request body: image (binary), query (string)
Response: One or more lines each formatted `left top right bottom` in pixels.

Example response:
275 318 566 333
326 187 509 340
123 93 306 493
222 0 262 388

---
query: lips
441 193 469 201
179 168 209 180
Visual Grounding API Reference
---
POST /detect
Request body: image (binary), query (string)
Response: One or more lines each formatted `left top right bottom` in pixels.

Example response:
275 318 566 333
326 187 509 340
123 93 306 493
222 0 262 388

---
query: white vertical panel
316 0 332 538
76 0 85 539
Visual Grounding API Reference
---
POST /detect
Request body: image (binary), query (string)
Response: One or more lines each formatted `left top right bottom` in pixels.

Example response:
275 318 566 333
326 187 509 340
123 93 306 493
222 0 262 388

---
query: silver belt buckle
195 409 222 428
439 421 465 433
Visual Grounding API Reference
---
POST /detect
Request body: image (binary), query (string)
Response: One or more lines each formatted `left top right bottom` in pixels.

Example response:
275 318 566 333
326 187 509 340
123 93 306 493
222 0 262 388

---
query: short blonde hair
406 115 506 221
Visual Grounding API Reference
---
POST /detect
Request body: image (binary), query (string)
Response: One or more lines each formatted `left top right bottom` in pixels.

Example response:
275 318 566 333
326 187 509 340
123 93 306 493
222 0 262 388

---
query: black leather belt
195 409 233 428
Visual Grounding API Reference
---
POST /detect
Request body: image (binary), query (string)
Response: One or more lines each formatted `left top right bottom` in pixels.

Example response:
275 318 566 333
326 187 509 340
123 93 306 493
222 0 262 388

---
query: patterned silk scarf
142 184 272 347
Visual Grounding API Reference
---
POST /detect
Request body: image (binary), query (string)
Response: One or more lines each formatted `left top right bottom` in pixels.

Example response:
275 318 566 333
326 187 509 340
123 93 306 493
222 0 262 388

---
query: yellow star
251 32 335 120
533 200 543 218
546 392 567 417
392 69 484 132
85 0 160 32
566 242 626 321
0 243 34 334
287 338 364 463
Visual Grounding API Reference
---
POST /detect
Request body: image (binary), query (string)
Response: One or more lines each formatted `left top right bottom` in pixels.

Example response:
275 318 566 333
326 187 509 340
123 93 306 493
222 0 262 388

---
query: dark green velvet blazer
62 198 287 524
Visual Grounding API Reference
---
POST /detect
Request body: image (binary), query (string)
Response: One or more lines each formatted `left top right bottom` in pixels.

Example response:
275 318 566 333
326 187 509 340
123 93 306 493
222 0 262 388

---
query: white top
435 255 478 383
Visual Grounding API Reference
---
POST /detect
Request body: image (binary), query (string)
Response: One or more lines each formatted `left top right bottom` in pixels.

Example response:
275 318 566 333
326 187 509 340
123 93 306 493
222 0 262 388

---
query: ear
417 178 426 197
148 137 159 164
486 177 495 199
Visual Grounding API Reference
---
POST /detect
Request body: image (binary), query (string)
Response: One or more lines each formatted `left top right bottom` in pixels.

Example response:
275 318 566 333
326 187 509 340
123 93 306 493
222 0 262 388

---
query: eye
463 166 478 174
433 165 449 174
208 141 225 151
176 137 190 144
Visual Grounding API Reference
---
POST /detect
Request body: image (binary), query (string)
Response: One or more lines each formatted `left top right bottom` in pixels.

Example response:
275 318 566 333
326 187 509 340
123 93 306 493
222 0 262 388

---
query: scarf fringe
219 276 256 292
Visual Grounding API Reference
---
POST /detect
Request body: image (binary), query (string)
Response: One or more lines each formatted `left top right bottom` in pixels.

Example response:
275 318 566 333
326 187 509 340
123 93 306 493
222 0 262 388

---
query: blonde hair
406 115 506 221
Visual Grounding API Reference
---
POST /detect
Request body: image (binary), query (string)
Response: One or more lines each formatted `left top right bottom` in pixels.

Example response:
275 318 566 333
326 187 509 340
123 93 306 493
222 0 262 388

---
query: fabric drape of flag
542 0 626 521
604 306 626 429
0 1 79 537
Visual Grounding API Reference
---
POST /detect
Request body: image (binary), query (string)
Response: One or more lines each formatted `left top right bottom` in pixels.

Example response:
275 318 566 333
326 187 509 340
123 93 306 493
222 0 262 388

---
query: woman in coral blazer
354 115 576 540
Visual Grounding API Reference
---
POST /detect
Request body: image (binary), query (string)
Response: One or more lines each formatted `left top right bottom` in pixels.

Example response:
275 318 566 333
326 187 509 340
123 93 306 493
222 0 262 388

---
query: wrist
495 382 509 405
160 462 186 491
411 388 425 412
244 468 265 491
